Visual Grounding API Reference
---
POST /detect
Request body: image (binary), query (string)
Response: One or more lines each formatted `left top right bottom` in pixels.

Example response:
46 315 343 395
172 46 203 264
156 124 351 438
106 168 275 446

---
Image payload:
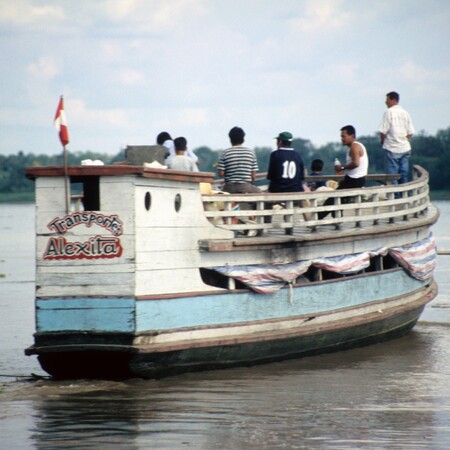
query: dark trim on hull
129 304 425 378
35 304 425 380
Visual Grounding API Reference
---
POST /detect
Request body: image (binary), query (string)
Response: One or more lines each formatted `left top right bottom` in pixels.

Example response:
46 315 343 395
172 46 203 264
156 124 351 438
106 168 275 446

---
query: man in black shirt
267 131 305 192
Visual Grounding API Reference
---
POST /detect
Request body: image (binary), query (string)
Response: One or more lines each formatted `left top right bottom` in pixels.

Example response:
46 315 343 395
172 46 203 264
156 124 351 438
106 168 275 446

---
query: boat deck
200 166 438 251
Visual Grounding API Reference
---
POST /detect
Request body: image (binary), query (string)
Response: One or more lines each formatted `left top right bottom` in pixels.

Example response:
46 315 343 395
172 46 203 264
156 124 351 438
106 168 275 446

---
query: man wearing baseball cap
267 131 305 193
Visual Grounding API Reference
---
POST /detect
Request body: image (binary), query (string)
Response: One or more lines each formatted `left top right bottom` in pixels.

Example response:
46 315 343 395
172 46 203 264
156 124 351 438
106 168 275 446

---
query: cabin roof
25 165 215 184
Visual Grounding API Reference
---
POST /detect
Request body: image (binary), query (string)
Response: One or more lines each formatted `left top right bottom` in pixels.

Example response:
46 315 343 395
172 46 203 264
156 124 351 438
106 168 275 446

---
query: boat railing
201 165 432 236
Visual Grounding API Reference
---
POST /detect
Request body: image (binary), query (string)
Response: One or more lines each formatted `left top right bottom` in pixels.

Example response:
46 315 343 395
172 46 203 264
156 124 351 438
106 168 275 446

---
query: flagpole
63 143 70 213
54 95 71 213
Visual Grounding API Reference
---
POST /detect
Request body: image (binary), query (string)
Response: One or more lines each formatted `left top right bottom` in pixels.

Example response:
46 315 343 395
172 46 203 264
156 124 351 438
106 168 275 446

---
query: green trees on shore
1 126 449 201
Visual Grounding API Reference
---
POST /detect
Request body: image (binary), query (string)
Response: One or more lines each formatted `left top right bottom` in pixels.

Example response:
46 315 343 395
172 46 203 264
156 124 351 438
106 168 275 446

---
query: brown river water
1 202 450 449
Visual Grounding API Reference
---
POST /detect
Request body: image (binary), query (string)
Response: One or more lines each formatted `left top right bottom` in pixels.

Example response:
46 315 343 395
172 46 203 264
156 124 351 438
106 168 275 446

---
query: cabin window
174 193 182 212
81 177 100 211
145 192 152 211
382 253 399 270
70 176 100 211
70 182 84 211
295 275 310 284
305 266 320 282
200 268 247 290
368 255 383 272
321 270 344 281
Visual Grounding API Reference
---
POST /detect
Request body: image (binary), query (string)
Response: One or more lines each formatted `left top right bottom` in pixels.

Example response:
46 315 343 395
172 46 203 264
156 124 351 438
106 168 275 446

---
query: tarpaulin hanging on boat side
389 233 437 281
213 234 436 294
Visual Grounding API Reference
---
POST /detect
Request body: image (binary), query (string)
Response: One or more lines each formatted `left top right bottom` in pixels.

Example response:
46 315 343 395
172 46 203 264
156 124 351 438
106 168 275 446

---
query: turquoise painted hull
35 270 424 333
26 270 436 379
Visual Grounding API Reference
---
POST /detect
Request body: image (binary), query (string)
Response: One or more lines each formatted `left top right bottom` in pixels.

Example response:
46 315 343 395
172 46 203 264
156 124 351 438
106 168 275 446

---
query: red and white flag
54 95 69 146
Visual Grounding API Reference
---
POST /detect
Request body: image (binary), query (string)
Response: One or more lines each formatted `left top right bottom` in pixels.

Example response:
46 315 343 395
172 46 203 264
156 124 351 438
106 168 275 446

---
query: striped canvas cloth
213 233 436 294
389 233 437 281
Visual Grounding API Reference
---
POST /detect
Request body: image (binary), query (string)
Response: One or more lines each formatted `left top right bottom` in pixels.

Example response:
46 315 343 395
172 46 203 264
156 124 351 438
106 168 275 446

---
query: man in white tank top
318 125 368 219
338 124 368 189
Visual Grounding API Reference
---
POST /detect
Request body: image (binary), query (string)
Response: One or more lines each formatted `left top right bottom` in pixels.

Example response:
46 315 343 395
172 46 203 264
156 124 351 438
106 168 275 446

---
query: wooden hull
27 278 437 379
33 298 430 379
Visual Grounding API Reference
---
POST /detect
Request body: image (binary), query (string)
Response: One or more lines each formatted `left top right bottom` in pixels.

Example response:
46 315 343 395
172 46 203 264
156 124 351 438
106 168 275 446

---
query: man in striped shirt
217 127 261 193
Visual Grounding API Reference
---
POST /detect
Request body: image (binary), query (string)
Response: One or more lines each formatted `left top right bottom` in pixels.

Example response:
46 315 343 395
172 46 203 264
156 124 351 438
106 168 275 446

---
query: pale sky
1 0 449 156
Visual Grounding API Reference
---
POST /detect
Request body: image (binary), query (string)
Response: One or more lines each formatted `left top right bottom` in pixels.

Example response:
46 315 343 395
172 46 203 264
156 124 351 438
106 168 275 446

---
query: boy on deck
167 137 199 172
308 159 326 191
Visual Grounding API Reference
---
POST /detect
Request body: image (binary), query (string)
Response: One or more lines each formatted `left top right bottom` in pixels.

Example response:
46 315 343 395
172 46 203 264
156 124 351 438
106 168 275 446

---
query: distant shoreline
0 192 34 203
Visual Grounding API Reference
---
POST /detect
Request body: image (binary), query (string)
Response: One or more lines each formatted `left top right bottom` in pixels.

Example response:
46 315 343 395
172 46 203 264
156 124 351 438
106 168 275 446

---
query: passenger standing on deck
217 127 261 193
157 131 199 166
167 137 199 172
267 131 305 193
318 125 368 220
379 91 415 184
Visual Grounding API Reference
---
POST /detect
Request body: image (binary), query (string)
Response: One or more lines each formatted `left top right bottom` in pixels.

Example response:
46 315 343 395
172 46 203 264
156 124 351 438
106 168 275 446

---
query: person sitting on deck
157 131 199 166
308 159 326 191
267 131 305 193
167 137 199 172
318 125 369 220
265 132 309 224
217 127 261 194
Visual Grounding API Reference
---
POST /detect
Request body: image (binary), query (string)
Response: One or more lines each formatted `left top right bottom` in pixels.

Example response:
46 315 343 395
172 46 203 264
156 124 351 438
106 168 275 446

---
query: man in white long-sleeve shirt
157 131 199 166
379 91 415 184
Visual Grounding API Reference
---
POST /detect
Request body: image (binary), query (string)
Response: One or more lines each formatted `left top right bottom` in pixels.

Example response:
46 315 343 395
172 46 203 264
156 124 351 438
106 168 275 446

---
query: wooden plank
136 227 208 252
36 180 67 211
135 268 208 296
36 297 135 332
37 298 135 308
37 263 135 273
37 283 134 298
27 165 214 183
302 174 401 184
37 271 133 287
250 172 402 183
142 168 214 183
136 250 201 269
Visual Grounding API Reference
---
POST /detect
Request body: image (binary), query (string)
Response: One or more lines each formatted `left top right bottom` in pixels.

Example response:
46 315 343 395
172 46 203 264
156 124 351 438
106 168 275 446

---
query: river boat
24 162 439 379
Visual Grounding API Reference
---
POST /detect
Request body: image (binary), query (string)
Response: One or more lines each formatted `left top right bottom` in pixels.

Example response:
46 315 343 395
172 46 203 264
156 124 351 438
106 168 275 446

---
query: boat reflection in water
24 161 438 379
